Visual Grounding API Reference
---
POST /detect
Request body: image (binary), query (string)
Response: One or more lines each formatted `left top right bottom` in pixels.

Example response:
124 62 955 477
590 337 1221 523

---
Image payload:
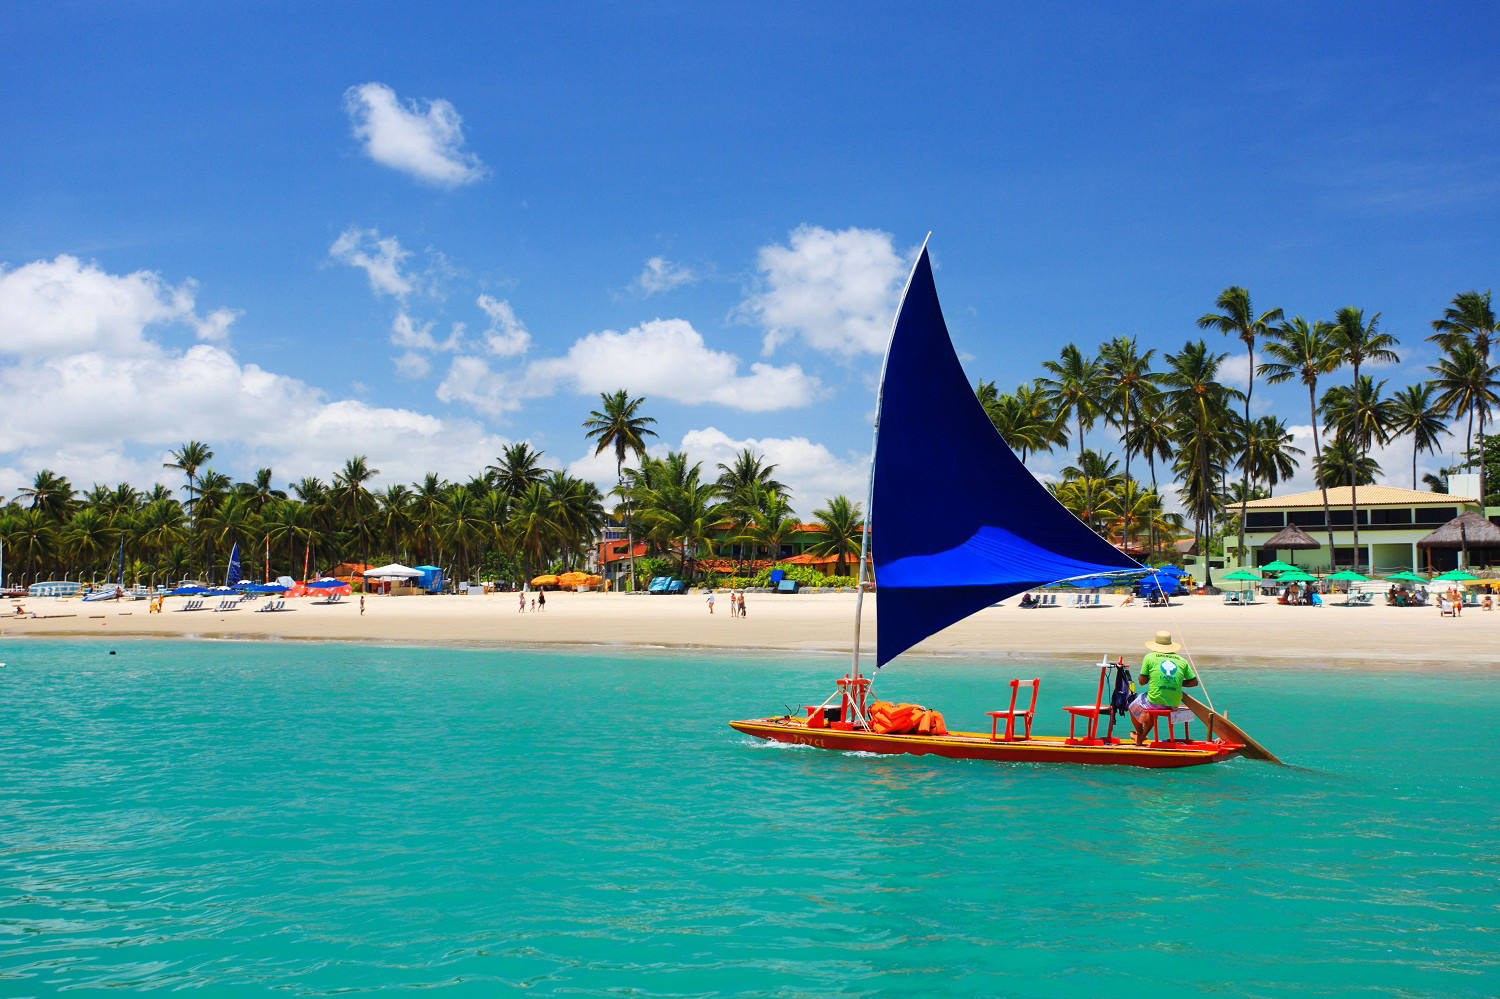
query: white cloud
435 356 528 414
635 256 696 295
0 256 510 497
527 318 819 411
0 255 236 358
477 294 530 356
1220 351 1251 389
343 82 485 187
679 427 867 518
393 351 431 380
741 225 912 356
329 227 415 298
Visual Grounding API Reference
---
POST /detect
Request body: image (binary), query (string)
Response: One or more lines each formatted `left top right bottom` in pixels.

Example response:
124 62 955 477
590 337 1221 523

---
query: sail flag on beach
226 543 242 586
870 249 1142 667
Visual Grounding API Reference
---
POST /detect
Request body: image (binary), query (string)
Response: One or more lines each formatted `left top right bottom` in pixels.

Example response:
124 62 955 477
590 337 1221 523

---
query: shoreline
4 590 1498 671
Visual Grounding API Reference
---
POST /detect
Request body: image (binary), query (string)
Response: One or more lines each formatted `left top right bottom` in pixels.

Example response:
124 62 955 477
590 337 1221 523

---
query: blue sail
226 543 242 586
871 249 1142 667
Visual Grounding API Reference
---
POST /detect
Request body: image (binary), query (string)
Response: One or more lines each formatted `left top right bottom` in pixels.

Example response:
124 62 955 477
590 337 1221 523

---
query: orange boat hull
730 716 1241 768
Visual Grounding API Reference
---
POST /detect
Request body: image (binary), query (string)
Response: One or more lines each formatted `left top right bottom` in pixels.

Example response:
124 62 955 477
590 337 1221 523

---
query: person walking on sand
519 590 526 613
360 594 365 616
738 591 747 618
538 590 546 612
707 591 716 615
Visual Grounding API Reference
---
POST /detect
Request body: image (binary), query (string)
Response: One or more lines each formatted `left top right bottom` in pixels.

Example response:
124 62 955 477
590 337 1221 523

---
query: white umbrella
362 563 423 579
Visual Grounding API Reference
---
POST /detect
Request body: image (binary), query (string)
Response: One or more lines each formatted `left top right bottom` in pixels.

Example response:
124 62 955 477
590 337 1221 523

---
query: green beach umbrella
1261 560 1298 573
1328 570 1370 582
1434 569 1480 582
1222 570 1262 581
1385 571 1425 583
1279 570 1317 582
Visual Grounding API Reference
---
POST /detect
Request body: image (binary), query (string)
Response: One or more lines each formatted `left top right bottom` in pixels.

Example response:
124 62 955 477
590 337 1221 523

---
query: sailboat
730 245 1246 768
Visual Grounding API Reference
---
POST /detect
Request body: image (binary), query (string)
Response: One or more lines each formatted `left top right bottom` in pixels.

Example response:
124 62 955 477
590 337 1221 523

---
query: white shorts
1128 692 1193 725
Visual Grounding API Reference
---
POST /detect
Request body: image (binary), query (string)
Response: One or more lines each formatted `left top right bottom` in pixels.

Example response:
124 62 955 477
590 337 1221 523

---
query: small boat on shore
731 242 1252 769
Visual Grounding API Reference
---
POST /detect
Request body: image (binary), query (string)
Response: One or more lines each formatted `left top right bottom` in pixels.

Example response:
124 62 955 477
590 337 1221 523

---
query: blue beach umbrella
168 585 207 596
306 579 346 589
251 583 288 594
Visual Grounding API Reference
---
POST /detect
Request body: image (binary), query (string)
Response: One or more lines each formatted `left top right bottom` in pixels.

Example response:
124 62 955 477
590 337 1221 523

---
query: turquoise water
2 639 1496 997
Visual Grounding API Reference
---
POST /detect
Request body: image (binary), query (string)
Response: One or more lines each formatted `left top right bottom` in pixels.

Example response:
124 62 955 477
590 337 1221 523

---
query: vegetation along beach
4 3 1498 997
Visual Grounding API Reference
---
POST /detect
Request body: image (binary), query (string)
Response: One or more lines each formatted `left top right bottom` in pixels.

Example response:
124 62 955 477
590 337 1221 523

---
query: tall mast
849 234 932 683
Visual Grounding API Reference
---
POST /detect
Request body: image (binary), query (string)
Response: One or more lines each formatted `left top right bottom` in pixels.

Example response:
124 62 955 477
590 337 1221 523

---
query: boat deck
730 716 1242 768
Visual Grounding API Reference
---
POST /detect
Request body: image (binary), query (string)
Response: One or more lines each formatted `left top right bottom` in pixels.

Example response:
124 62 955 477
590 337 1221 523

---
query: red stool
988 678 1039 741
1138 706 1191 744
1063 661 1112 744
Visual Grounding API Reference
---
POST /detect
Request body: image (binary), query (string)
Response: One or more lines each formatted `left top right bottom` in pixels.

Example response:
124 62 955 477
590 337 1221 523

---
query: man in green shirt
1129 630 1199 745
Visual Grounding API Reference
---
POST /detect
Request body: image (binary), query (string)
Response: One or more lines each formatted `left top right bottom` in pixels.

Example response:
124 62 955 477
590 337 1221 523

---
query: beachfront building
1221 478 1491 575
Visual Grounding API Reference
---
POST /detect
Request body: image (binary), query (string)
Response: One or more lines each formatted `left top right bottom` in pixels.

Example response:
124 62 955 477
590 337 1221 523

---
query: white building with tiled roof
1225 477 1486 574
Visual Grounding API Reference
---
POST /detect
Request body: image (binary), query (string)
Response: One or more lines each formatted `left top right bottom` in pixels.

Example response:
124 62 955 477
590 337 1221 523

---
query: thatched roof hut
1415 511 1500 549
1261 524 1321 550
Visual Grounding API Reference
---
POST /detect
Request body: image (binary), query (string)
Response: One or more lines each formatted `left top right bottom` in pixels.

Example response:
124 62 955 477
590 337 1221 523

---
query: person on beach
519 591 526 613
738 591 747 618
538 590 546 611
529 596 535 612
706 591 715 614
360 594 365 616
1129 630 1199 746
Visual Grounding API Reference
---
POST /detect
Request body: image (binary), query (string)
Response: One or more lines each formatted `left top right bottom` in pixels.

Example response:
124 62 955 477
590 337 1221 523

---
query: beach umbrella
1278 570 1317 582
1433 569 1480 582
1385 571 1426 583
306 578 345 588
250 583 287 593
1260 560 1298 573
168 585 207 596
1222 570 1262 580
531 574 561 587
1328 570 1370 582
1153 565 1189 576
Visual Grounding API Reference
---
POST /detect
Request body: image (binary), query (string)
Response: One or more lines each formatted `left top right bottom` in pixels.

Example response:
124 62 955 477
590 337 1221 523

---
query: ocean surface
1 638 1496 998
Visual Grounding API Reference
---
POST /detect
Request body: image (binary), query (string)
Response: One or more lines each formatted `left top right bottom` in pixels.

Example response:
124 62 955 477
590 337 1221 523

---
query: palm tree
133 498 187 585
1238 415 1304 504
262 499 312 581
1429 341 1500 505
1039 344 1105 468
6 507 55 584
1262 317 1342 558
1197 287 1284 566
808 495 862 577
375 485 415 561
1329 307 1400 571
508 481 561 582
61 507 116 580
1429 290 1497 501
582 390 658 590
1322 376 1393 572
1160 340 1242 587
1317 436 1381 489
19 469 77 522
1387 384 1448 489
163 441 213 533
334 456 380 565
237 468 286 513
1097 336 1157 491
486 443 547 499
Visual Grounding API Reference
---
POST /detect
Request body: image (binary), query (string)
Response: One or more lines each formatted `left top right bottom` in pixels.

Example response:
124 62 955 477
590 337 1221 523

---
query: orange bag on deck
917 711 933 735
929 711 948 736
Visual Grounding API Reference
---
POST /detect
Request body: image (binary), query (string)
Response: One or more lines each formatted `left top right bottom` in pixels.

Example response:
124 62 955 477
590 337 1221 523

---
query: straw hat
1144 630 1181 653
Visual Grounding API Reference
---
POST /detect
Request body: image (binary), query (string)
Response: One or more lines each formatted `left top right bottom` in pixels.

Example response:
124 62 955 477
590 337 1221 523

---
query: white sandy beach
3 589 1497 669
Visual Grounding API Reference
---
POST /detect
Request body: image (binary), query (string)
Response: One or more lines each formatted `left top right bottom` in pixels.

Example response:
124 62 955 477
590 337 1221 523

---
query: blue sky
3 1 1498 512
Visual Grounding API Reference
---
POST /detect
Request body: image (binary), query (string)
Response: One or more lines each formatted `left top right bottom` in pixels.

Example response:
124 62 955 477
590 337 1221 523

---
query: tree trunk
1238 345 1253 570
1310 383 1336 566
1349 365 1361 574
